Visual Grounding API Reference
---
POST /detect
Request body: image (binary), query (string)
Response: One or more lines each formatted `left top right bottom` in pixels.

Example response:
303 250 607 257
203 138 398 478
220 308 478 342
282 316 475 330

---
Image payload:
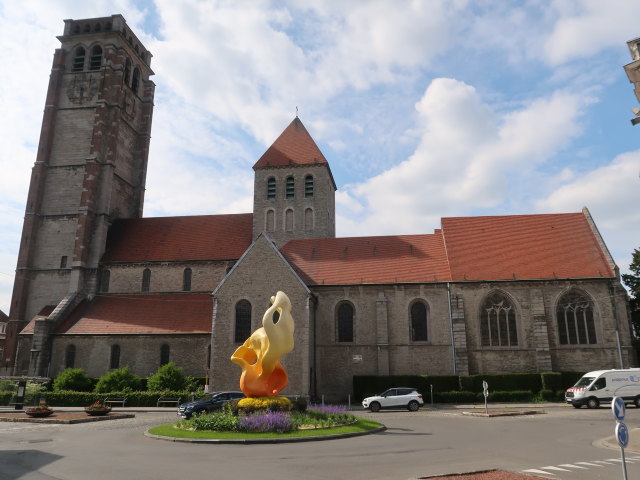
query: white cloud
338 78 587 236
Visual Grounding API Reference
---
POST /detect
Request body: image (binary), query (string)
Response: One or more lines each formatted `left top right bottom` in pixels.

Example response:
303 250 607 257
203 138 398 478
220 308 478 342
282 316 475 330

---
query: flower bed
84 401 112 416
25 406 54 418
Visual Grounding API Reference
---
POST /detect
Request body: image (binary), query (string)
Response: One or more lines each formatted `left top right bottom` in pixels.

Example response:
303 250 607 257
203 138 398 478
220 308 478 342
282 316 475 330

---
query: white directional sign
612 396 626 422
616 421 629 449
482 380 488 398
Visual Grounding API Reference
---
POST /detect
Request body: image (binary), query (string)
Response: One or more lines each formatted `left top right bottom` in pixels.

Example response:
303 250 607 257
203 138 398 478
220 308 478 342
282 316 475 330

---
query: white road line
575 462 603 467
541 466 571 472
593 460 615 465
522 469 555 476
559 464 587 469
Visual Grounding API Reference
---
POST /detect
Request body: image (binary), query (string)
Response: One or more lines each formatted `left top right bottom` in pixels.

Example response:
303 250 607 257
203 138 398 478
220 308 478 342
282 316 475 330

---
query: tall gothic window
410 301 428 341
266 209 275 232
235 300 252 343
336 302 354 342
557 291 597 345
72 46 85 71
65 344 76 369
286 176 294 199
183 268 192 291
305 175 314 198
160 344 170 366
89 45 102 70
267 178 276 199
481 293 518 346
124 57 132 85
304 208 313 230
132 67 141 94
141 268 151 292
110 344 120 369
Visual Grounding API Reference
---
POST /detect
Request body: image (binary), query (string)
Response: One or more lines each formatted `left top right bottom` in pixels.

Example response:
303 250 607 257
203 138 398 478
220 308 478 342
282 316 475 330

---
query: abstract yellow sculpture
230 291 295 397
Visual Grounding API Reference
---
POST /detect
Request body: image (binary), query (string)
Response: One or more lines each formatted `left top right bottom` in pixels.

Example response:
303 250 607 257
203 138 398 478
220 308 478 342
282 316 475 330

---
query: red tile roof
19 305 57 335
53 294 212 334
281 234 452 285
102 214 253 262
253 117 328 169
441 213 615 281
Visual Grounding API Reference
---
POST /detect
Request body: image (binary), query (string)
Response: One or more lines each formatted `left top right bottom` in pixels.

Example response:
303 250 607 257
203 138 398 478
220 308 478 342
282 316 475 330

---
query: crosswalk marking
522 456 637 476
574 462 603 467
541 466 571 471
558 464 587 469
522 469 555 476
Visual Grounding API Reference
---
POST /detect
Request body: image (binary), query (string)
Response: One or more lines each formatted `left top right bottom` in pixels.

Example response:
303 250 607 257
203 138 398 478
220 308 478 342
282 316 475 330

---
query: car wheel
407 400 419 412
634 396 640 408
369 402 381 412
572 404 582 409
586 397 600 409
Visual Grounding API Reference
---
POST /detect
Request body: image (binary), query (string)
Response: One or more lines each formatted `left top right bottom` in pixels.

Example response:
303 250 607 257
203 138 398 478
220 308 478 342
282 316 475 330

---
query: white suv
362 387 424 412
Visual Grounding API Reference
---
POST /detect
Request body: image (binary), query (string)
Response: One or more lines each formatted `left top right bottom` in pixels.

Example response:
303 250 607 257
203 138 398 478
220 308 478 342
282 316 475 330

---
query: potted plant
25 402 54 418
85 401 112 416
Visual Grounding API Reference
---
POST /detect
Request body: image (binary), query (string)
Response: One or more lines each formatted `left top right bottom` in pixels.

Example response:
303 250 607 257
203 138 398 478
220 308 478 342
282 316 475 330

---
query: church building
2 15 634 400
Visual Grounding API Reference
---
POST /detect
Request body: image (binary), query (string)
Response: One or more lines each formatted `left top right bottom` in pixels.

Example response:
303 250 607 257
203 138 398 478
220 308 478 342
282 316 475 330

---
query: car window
590 378 606 390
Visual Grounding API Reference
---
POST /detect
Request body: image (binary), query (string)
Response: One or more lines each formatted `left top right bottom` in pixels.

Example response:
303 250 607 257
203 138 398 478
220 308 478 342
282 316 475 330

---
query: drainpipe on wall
609 282 624 368
447 282 457 375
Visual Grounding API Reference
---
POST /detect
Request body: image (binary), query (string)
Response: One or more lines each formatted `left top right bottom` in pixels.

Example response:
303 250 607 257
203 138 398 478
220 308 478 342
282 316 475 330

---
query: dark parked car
177 391 245 419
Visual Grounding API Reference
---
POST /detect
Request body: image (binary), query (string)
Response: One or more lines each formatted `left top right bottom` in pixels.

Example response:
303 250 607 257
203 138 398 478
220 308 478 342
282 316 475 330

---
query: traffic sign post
482 381 488 414
611 397 629 480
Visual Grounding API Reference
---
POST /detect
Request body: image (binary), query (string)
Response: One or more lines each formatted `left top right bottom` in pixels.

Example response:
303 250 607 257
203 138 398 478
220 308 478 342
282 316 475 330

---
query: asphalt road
1 405 639 480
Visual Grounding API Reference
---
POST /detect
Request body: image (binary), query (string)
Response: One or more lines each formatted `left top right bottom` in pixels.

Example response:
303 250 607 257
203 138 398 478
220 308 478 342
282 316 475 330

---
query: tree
52 368 93 392
147 362 188 392
622 248 640 340
94 366 142 393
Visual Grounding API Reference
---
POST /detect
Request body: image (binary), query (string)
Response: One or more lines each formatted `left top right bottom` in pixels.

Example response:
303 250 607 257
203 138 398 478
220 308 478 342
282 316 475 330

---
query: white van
565 368 640 408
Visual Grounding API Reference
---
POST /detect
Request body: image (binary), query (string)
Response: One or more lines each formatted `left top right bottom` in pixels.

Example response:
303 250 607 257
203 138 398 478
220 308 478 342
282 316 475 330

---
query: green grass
148 417 382 440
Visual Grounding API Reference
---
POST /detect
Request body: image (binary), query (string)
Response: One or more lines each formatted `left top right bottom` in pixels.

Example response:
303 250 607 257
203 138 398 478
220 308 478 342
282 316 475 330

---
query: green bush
147 362 188 392
0 392 13 405
433 391 477 403
183 411 239 431
94 367 142 393
53 369 93 392
560 371 585 390
486 390 534 402
0 381 16 392
460 374 543 394
28 390 189 407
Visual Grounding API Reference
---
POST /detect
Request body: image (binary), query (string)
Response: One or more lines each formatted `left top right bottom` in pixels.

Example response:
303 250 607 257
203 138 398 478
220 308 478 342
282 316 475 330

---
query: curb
144 425 386 444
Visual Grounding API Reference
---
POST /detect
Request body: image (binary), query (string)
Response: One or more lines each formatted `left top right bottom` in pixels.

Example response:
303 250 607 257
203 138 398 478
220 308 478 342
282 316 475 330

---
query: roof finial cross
295 106 298 118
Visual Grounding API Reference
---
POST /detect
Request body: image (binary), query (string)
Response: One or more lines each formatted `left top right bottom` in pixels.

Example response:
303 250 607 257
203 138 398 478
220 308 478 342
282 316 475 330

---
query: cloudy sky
1 0 639 314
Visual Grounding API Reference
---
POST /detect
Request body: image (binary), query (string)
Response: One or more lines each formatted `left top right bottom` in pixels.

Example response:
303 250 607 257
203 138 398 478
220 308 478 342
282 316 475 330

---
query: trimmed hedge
460 374 542 394
9 390 190 407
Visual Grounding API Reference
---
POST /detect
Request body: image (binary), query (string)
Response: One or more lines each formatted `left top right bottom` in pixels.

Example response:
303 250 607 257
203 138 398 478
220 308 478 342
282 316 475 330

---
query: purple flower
238 411 293 433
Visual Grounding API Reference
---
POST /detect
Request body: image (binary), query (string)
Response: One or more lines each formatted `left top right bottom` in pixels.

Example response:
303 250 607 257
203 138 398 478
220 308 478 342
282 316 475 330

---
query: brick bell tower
3 15 154 374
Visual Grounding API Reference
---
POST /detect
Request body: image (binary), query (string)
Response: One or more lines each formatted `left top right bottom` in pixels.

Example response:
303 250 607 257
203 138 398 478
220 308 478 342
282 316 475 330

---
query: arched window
141 268 151 292
131 67 140 94
336 302 354 342
266 209 275 232
286 176 294 199
100 269 110 293
124 57 131 85
89 45 102 70
160 344 170 366
304 208 313 230
285 209 294 231
110 344 120 369
235 300 252 343
410 301 428 341
557 291 597 345
183 268 192 291
84 24 91 33
65 344 76 369
94 23 101 32
267 177 276 199
480 293 518 346
305 175 314 198
72 46 86 72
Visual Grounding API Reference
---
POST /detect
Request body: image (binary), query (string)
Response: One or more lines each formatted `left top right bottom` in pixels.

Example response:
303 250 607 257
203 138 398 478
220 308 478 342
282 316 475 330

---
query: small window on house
60 256 68 268
336 302 354 342
305 175 314 198
183 268 192 291
65 344 76 369
481 293 518 346
285 209 294 231
73 24 80 34
266 209 275 232
84 24 91 33
286 176 294 199
131 67 140 94
557 290 597 345
160 344 170 366
89 45 102 70
124 58 131 85
94 23 101 32
235 300 252 343
141 268 151 292
410 301 428 341
100 269 110 293
304 208 313 230
267 177 276 199
72 46 86 72
110 344 120 369
206 344 211 369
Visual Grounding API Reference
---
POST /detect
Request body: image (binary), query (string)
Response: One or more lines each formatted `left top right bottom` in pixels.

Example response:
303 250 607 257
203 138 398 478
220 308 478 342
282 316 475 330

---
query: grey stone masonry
375 291 390 375
450 293 469 376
